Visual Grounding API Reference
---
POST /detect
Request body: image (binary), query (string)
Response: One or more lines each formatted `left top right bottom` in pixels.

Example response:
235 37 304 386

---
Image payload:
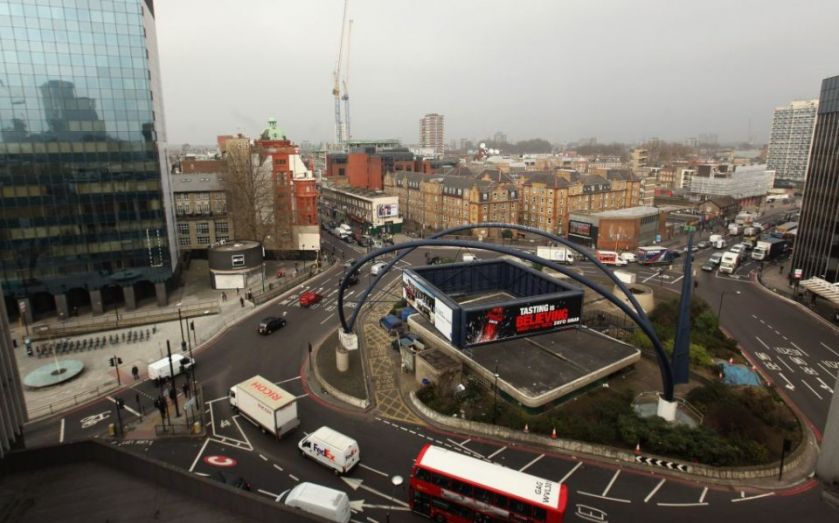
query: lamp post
492 364 500 424
176 302 187 354
387 475 403 523
717 289 741 318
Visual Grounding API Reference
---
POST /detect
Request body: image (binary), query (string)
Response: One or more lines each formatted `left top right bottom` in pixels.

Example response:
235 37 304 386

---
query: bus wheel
434 515 446 523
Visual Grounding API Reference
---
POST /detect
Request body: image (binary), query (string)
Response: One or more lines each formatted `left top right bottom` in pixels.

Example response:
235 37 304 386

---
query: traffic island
313 330 369 408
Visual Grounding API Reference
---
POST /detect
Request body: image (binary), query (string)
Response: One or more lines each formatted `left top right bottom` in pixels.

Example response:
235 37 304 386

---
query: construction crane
332 0 350 147
342 19 353 142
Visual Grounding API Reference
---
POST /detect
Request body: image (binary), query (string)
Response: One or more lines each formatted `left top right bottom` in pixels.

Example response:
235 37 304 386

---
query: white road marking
820 342 839 358
576 491 631 504
777 373 795 390
273 464 284 472
774 330 781 336
460 438 471 446
755 336 771 350
487 446 507 459
751 314 758 319
817 378 835 394
275 376 301 385
259 454 268 461
257 488 280 499
189 438 210 472
107 396 141 417
791 342 810 357
519 454 544 472
366 518 378 523
289 474 300 481
230 415 254 451
817 362 836 376
644 479 665 503
699 487 708 503
601 470 620 497
320 313 335 325
802 380 823 400
559 461 583 483
59 418 65 444
446 438 487 460
194 472 209 477
777 356 796 373
359 463 389 477
657 502 708 507
671 275 684 284
731 492 775 503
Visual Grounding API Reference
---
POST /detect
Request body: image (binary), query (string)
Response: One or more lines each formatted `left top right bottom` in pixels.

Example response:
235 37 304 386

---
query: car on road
370 262 387 276
299 291 323 307
709 251 723 265
619 252 636 263
697 240 711 249
343 270 359 286
682 245 699 253
701 260 716 272
258 316 287 335
342 259 355 269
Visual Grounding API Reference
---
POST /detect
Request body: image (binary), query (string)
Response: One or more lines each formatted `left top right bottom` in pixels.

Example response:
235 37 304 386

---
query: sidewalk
758 263 839 329
13 258 330 421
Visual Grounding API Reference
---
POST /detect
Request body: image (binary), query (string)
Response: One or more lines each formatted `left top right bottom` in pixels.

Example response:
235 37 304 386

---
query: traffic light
115 398 125 409
109 357 123 367
109 357 115 367
181 341 187 352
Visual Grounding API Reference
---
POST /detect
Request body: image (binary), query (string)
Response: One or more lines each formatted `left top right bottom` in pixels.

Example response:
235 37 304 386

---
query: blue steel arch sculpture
337 234 675 401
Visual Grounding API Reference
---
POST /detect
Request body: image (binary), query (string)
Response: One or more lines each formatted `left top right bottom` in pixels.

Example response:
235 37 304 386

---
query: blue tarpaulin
721 363 762 386
400 307 417 321
379 314 402 332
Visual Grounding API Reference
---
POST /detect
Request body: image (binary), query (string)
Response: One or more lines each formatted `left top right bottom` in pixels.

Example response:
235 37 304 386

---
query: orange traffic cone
634 442 641 455
523 424 529 433
551 427 557 439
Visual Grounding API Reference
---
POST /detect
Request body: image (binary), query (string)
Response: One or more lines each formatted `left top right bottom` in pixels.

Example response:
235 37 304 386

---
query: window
231 254 245 267
177 223 189 236
196 222 209 235
178 236 191 247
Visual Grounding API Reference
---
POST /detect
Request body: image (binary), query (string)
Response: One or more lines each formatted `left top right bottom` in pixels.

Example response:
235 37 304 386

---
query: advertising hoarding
377 203 399 218
403 272 454 341
462 295 582 347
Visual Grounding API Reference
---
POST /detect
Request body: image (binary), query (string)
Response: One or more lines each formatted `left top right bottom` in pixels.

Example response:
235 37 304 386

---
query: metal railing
28 381 118 420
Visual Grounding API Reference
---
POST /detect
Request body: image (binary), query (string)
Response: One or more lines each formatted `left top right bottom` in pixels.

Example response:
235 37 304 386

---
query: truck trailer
751 238 789 261
536 246 575 265
229 375 300 438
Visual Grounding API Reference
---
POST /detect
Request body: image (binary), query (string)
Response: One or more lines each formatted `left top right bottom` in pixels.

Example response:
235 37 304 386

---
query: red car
299 291 323 308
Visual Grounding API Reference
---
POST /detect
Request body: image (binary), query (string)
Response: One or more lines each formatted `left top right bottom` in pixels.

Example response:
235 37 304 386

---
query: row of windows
414 469 548 521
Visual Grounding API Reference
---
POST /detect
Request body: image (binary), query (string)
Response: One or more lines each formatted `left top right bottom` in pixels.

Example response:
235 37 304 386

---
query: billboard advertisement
377 202 399 218
462 295 582 347
403 272 454 341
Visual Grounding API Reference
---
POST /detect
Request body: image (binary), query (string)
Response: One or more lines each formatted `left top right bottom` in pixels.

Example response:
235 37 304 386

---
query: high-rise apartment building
0 0 176 319
767 99 819 186
792 76 839 281
419 113 445 157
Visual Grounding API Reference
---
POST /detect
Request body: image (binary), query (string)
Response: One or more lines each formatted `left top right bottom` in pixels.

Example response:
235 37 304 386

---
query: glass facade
0 0 174 310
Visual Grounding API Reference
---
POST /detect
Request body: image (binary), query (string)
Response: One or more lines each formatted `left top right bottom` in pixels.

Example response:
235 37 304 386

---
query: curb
754 273 839 333
309 328 370 410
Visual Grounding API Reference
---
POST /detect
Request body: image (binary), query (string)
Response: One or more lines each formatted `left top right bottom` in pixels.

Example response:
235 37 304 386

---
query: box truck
709 234 727 249
595 250 627 266
148 354 195 382
298 426 360 475
719 251 740 274
536 246 575 265
229 375 300 438
751 238 789 261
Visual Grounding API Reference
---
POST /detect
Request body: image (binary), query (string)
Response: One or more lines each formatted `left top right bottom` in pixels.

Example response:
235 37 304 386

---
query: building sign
568 220 593 239
403 273 436 318
462 295 582 347
433 301 454 342
377 203 399 218
231 254 245 267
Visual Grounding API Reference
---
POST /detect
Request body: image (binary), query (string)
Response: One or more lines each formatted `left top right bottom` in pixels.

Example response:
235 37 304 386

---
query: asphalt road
22 227 839 522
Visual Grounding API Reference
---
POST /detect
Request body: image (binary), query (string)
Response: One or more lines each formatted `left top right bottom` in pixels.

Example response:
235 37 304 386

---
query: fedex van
298 426 360 475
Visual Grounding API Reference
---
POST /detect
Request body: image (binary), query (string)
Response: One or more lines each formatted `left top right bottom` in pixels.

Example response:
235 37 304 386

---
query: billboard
403 272 453 341
462 295 582 347
377 202 399 218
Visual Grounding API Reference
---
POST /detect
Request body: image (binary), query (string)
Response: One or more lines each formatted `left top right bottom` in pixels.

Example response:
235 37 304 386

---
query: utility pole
166 340 181 417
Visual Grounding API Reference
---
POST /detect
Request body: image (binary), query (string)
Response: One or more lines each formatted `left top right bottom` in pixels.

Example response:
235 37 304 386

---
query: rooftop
590 206 660 219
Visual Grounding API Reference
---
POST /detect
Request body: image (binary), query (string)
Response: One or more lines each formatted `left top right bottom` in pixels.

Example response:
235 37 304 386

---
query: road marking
445 438 487 460
275 376 301 385
259 454 268 461
671 275 684 284
752 314 758 319
359 463 389 477
782 335 788 341
289 474 300 481
817 362 835 376
817 377 835 394
791 342 809 357
731 492 775 503
257 488 280 499
341 478 410 507
755 336 770 350
107 396 141 417
644 479 665 503
487 446 507 459
777 356 796 373
559 461 583 483
699 487 708 503
194 472 209 477
366 518 378 523
189 438 210 472
519 454 544 472
802 380 823 400
460 438 471 446
820 342 839 358
601 470 620 497
777 373 796 390
641 273 658 283
59 418 65 443
230 415 254 451
576 491 631 504
657 502 709 507
273 464 284 472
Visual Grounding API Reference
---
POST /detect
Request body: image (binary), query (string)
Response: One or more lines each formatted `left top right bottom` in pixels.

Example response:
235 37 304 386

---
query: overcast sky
154 0 839 147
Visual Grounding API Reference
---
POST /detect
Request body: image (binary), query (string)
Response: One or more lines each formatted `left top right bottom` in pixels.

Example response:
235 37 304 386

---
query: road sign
18 300 26 313
203 455 237 468
793 268 803 279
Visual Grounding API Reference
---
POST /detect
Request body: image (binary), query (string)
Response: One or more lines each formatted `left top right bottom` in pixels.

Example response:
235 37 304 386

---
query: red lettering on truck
248 380 283 402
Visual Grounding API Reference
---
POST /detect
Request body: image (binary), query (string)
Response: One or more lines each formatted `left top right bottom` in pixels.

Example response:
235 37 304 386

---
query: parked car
709 252 723 265
697 240 711 249
258 316 287 335
299 291 323 307
701 260 716 272
618 252 636 263
370 262 387 276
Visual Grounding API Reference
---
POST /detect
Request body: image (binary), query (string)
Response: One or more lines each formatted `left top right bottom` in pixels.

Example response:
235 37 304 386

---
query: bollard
193 421 201 434
108 423 116 436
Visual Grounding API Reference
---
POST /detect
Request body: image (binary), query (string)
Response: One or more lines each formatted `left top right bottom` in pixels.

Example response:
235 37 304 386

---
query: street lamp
717 290 741 318
176 302 187 354
387 475 403 523
492 365 500 424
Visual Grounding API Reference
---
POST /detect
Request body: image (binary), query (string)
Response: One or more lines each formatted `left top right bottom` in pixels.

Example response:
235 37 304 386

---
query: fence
582 309 636 339
30 300 221 341
28 381 118 420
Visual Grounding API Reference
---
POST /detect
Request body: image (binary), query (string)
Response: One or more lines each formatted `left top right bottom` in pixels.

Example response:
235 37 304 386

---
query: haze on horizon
155 0 839 147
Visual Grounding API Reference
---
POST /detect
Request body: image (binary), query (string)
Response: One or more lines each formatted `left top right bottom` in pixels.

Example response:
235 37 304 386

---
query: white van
280 482 351 523
298 426 360 475
147 354 195 382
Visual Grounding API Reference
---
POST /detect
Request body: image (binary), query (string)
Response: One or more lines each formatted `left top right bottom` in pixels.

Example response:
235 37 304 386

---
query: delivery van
148 354 195 382
298 426 360 475
280 482 351 523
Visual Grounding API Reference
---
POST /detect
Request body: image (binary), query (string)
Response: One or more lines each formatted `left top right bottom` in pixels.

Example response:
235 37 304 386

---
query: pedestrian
239 296 245 308
247 290 253 301
182 382 190 398
221 291 227 302
780 264 785 274
131 365 139 380
236 288 240 295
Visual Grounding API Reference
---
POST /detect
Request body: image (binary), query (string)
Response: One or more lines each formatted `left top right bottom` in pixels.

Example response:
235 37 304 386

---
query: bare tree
221 138 275 245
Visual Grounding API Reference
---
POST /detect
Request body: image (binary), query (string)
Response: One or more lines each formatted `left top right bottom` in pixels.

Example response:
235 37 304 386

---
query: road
23 228 839 522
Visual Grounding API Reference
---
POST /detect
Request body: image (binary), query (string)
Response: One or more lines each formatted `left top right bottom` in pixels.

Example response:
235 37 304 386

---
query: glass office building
0 0 176 319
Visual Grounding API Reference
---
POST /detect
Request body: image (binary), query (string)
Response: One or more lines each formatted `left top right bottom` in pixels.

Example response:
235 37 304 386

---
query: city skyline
155 0 839 147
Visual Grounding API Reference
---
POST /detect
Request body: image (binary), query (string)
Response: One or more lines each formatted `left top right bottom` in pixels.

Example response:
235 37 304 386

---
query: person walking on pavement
239 296 245 307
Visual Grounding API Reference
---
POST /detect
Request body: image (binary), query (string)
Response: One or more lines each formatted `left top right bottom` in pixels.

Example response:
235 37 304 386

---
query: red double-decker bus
409 444 567 523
